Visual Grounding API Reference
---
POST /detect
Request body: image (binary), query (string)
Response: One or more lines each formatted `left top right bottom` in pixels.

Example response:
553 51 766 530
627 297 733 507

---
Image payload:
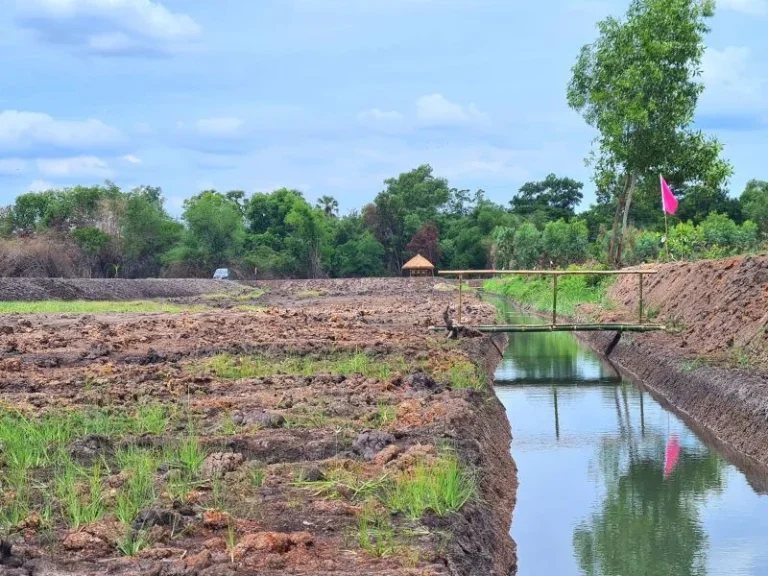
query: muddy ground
0 278 516 576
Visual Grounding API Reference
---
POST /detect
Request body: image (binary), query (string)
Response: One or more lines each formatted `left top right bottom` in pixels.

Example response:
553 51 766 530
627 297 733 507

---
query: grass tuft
357 502 395 558
384 455 475 520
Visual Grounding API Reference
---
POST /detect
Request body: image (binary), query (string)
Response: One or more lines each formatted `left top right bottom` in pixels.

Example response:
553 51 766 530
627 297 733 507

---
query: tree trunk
608 176 626 267
616 173 637 268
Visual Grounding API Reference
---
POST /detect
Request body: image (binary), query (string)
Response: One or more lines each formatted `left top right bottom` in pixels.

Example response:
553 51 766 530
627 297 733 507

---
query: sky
0 0 766 217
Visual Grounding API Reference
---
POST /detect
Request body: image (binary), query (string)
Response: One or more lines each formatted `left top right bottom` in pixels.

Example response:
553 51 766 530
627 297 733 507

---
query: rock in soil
243 411 286 429
352 432 395 460
299 465 325 482
405 371 442 391
132 509 184 532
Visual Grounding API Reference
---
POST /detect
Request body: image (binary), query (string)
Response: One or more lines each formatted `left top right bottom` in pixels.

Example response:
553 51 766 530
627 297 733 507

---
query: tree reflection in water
573 431 724 576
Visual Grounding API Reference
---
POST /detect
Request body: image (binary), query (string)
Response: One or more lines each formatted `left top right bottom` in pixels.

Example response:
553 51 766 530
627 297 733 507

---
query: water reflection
491 296 768 576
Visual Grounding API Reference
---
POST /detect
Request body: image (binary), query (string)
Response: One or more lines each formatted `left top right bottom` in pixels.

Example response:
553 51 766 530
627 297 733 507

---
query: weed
56 461 106 528
249 467 266 488
731 346 752 368
357 502 395 558
646 307 659 320
226 521 237 564
176 436 206 478
220 411 242 436
293 464 387 501
384 455 475 520
115 447 158 523
211 476 227 511
296 290 323 299
136 404 168 436
435 361 485 391
680 358 707 372
117 528 151 556
375 402 397 429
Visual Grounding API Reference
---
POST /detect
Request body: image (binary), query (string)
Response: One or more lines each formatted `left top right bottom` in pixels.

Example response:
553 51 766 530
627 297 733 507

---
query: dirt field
0 278 516 576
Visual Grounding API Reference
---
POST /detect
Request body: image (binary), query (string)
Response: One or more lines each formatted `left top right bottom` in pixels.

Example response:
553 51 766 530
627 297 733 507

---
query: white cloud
195 117 245 138
701 46 765 111
121 154 142 164
415 94 489 126
718 0 767 16
27 179 55 192
0 110 121 155
0 158 28 175
36 156 112 177
17 0 201 56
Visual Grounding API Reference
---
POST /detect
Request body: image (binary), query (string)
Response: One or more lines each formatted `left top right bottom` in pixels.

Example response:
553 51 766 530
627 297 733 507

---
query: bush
513 223 541 268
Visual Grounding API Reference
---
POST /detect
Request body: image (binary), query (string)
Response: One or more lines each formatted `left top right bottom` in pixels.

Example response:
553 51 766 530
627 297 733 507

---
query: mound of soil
608 256 768 365
0 278 242 302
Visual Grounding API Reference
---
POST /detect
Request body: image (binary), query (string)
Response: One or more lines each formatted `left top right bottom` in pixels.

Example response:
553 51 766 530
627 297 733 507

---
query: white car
213 268 230 280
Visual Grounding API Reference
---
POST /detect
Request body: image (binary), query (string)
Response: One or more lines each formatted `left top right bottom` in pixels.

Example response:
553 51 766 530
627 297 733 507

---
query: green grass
0 300 206 315
202 289 265 302
296 290 324 298
384 455 476 520
117 528 151 556
374 402 397 429
249 467 266 488
55 460 106 528
197 352 408 381
435 360 485 391
357 502 395 558
485 270 615 318
115 447 160 523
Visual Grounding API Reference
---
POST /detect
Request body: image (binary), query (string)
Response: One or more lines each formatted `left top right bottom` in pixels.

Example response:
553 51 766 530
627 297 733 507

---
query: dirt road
0 278 516 576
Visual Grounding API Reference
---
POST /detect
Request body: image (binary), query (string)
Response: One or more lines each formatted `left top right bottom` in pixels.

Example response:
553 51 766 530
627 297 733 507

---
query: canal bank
491 301 768 575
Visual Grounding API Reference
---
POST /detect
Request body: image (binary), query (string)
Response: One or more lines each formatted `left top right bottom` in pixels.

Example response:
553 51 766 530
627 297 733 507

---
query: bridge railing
437 269 661 333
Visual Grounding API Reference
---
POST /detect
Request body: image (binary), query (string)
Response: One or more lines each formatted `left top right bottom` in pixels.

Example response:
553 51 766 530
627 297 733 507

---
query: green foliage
357 502 395 558
513 223 542 269
741 180 768 236
511 174 584 221
0 300 203 314
542 219 589 267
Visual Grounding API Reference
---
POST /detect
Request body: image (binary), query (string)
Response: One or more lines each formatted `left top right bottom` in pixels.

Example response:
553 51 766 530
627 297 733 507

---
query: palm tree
316 195 339 218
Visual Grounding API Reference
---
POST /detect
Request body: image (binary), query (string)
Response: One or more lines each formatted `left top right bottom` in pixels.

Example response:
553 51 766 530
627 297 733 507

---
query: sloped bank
578 256 768 469
444 335 517 576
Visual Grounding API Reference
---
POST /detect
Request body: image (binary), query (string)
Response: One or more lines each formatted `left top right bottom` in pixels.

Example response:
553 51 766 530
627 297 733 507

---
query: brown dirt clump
0 277 516 575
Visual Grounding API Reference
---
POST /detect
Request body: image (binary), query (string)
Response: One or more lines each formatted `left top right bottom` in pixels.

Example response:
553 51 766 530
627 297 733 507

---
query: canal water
492 302 768 576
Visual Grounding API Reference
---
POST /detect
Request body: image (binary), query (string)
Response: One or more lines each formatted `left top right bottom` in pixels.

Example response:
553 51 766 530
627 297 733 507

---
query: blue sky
0 0 766 216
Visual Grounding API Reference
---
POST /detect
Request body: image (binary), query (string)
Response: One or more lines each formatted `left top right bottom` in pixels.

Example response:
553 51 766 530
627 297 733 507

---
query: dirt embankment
581 255 768 468
0 278 516 576
0 278 245 302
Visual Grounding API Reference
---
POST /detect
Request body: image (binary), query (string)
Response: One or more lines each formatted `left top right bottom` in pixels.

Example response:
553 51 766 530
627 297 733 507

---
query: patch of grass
248 467 266 488
731 346 753 368
0 300 205 315
175 435 207 478
296 290 323 299
197 352 407 381
435 360 485 391
374 402 397 429
117 528 151 556
485 270 615 317
136 404 168 436
293 462 387 501
646 307 659 320
357 502 395 558
680 358 708 372
384 455 475 520
115 447 159 523
56 460 106 529
220 411 242 436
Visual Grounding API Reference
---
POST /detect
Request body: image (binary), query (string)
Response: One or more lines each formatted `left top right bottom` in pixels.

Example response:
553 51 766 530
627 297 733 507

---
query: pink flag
661 175 678 215
664 435 681 478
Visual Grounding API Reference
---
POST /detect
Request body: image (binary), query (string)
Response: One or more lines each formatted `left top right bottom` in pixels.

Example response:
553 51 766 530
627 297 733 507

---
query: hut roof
402 254 434 270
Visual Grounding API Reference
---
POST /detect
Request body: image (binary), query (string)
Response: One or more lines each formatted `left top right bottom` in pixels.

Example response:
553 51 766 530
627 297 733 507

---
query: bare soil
0 278 516 576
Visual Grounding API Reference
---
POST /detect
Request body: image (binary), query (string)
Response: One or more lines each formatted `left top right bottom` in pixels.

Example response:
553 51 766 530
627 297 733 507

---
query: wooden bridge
438 269 665 334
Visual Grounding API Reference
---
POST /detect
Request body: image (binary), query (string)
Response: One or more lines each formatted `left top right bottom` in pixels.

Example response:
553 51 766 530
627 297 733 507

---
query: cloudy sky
0 0 765 215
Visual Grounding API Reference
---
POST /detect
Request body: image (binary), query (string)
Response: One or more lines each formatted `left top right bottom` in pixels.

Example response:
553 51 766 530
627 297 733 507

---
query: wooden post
552 274 558 326
457 274 463 325
638 273 644 325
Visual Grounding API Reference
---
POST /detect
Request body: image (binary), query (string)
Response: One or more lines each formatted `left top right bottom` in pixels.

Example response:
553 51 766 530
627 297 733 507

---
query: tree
568 0 729 266
741 180 768 236
284 201 330 278
493 226 517 269
511 174 584 221
169 191 245 272
406 223 440 264
513 223 542 269
316 195 339 218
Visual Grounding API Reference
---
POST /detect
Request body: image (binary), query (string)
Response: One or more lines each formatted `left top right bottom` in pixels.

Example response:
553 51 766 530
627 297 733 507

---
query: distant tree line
0 165 765 279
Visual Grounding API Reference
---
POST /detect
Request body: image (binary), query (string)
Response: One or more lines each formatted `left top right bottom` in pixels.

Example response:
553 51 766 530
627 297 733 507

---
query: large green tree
741 180 768 236
511 174 584 222
568 0 731 266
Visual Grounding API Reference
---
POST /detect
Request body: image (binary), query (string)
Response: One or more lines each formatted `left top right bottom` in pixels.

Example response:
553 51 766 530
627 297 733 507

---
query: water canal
491 300 768 576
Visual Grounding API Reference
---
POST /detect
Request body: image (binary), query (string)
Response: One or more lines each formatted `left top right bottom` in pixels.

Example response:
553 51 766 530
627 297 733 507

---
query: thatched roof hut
402 254 434 277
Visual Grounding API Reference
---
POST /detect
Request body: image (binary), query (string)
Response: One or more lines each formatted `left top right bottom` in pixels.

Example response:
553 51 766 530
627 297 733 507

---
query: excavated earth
0 278 517 576
576 255 768 470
